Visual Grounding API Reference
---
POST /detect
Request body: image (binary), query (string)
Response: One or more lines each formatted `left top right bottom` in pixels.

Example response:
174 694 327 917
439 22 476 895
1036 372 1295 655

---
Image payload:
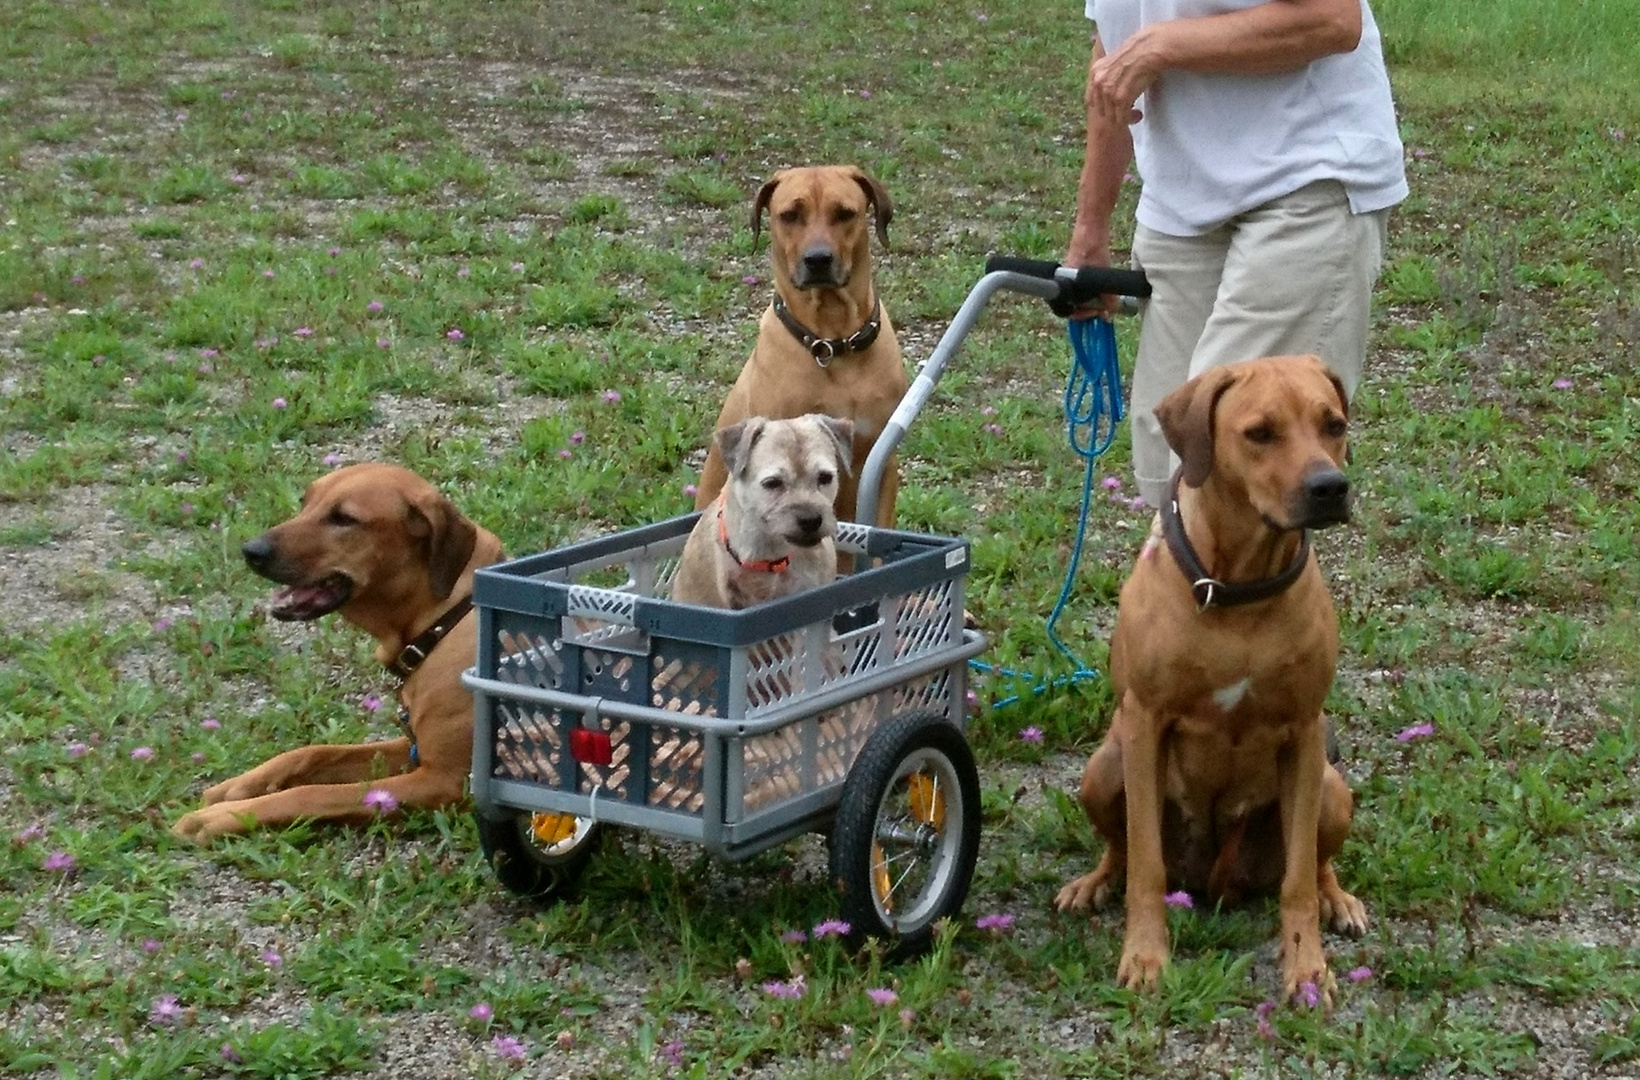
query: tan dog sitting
695 165 907 528
172 463 503 843
673 414 854 610
1054 355 1368 1006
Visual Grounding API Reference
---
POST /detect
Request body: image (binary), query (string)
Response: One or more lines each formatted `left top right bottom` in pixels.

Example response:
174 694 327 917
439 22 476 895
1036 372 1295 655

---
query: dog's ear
812 414 856 475
717 417 769 478
406 490 478 601
1156 365 1239 489
847 167 893 248
1325 366 1349 419
750 173 785 246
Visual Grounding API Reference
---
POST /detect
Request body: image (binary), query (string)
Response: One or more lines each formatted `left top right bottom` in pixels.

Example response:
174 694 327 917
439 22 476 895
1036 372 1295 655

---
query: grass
1 0 1637 1076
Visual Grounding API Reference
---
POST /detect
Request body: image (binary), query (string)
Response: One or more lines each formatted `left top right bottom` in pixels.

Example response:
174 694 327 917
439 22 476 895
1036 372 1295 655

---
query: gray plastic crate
464 512 988 860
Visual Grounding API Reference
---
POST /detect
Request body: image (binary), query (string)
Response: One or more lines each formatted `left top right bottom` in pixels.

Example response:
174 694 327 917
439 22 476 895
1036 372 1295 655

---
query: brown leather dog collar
772 295 882 367
387 594 474 679
716 492 790 574
1161 472 1310 612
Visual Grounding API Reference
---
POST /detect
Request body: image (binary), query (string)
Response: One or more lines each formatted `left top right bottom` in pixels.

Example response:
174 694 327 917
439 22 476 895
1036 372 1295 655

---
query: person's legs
1189 180 1388 396
1129 223 1230 508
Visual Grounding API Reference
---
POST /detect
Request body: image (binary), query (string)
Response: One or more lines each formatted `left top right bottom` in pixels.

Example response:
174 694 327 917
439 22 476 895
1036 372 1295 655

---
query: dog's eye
1324 417 1348 439
327 508 357 527
1244 424 1277 445
761 476 784 491
833 207 858 224
816 470 835 486
777 207 802 225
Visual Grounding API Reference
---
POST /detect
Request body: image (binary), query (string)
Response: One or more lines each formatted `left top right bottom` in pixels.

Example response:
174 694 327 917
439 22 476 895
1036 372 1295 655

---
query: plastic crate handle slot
569 727 614 766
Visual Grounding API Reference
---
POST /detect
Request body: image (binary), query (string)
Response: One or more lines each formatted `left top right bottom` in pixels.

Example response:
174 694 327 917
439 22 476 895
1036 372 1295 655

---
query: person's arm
1066 34 1137 316
1089 0 1363 126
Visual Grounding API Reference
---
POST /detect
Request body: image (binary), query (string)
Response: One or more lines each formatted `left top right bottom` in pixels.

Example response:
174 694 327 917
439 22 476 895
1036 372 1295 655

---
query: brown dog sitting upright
172 463 503 843
1054 355 1368 1005
695 165 908 528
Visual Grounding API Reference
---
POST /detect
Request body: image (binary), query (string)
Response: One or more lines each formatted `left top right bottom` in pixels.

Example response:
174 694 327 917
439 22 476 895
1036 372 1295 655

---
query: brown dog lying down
1054 355 1368 1006
172 463 502 843
695 165 907 529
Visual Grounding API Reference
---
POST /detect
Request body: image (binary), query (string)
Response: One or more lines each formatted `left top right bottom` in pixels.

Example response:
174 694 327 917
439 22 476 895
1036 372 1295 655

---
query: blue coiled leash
975 316 1124 708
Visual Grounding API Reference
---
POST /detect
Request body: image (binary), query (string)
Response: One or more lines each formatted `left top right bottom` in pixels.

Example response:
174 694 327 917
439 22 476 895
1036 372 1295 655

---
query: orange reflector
872 842 892 912
531 812 577 846
908 771 945 829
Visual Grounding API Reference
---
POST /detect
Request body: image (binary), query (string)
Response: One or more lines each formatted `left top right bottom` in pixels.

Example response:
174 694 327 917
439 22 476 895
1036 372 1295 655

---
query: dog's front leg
1117 698 1170 990
199 739 414 806
172 763 460 844
1277 715 1333 1005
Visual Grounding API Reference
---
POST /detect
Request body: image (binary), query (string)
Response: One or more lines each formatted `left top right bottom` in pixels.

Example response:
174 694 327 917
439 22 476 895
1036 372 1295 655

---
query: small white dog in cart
672 413 854 610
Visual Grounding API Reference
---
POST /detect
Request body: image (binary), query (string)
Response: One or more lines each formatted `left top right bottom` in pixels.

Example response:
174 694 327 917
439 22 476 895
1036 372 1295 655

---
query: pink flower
457 266 471 278
683 483 698 497
511 262 526 272
327 246 341 257
1019 726 1043 744
490 1034 527 1061
262 269 275 279
366 301 383 313
779 929 808 944
259 948 282 968
762 976 806 1000
153 618 173 632
376 337 391 349
1127 496 1147 511
974 912 1016 932
658 1040 684 1067
363 788 398 814
200 717 221 731
189 258 205 269
1101 475 1122 491
983 423 1003 436
1164 890 1193 909
469 1002 494 1022
557 448 572 460
131 746 155 761
361 693 384 712
1295 980 1322 1009
1255 998 1277 1039
980 406 997 416
601 390 622 404
323 452 344 466
221 1043 242 1064
293 326 313 338
741 275 760 286
43 851 76 873
67 742 90 759
13 822 43 843
570 431 585 445
1347 966 1373 982
447 328 465 341
1551 377 1573 390
1394 722 1435 743
898 1007 916 1029
272 397 288 409
141 938 162 954
149 994 185 1026
811 918 851 939
865 987 898 1006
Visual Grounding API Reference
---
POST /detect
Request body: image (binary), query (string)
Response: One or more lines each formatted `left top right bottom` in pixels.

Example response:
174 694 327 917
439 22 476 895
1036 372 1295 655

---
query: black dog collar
1160 472 1310 612
772 295 882 367
386 595 474 679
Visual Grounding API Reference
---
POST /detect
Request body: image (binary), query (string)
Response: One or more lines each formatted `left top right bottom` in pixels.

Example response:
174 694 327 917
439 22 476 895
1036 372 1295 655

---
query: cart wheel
476 809 601 902
828 710 981 955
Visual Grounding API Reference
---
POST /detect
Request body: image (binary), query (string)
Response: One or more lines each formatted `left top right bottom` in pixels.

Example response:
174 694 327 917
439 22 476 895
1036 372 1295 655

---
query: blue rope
973 317 1124 709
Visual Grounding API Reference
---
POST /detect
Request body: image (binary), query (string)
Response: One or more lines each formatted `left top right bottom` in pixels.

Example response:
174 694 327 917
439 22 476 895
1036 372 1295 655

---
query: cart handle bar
853 257 1150 526
982 256 1151 318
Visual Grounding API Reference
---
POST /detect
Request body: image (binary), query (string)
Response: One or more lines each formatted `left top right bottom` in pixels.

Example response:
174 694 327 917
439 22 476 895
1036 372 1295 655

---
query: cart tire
828 710 981 955
476 810 601 902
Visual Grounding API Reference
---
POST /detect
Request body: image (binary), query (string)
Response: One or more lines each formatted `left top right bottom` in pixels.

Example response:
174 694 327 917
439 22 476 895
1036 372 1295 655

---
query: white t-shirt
1086 0 1409 236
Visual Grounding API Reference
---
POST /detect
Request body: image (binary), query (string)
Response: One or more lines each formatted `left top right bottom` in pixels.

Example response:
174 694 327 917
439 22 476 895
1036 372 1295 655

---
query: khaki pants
1129 180 1390 507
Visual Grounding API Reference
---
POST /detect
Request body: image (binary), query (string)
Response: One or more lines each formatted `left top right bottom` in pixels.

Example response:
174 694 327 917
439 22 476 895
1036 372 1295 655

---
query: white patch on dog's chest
1212 677 1252 712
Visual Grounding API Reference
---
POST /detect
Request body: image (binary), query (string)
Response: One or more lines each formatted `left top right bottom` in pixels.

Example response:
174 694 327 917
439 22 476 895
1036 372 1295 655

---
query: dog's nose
794 508 823 535
242 535 275 571
801 248 835 275
1304 468 1349 504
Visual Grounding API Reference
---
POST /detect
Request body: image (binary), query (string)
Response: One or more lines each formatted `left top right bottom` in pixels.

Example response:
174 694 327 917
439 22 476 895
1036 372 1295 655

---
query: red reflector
569 728 613 766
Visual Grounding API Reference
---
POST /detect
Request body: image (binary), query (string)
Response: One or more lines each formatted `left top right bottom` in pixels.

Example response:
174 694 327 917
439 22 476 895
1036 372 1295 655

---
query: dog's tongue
270 581 344 621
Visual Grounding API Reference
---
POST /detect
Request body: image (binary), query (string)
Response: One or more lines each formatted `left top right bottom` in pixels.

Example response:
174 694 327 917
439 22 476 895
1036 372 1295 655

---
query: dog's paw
1054 871 1111 912
1319 867 1370 937
1116 941 1168 991
1282 961 1336 1011
171 804 252 844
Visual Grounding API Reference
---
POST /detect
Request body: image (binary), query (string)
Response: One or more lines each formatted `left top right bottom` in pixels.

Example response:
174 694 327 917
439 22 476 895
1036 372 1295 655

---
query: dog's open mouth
269 573 353 621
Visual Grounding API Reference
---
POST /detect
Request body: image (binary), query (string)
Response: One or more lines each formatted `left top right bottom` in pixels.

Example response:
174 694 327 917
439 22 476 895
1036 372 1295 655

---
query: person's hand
1089 28 1162 126
1064 237 1121 322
